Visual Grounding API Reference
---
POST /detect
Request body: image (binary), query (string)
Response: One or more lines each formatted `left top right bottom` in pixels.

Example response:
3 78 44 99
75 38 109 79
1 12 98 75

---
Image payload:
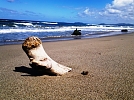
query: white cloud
78 0 134 23
83 8 92 15
101 0 134 21
107 8 121 14
78 8 96 17
112 0 133 7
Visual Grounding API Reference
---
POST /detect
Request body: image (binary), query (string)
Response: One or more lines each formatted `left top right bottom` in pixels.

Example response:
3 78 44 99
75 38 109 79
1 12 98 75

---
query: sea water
0 19 134 45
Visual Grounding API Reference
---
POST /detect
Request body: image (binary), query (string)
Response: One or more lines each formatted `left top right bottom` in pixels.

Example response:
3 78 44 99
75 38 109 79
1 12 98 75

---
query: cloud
78 8 96 17
0 7 37 16
0 7 18 14
102 0 134 19
0 7 46 20
83 8 95 15
111 0 133 7
78 0 134 23
7 0 15 2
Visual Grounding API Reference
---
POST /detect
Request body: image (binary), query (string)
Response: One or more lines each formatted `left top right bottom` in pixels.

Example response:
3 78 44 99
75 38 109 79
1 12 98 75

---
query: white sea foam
41 22 58 24
0 26 134 34
15 22 33 26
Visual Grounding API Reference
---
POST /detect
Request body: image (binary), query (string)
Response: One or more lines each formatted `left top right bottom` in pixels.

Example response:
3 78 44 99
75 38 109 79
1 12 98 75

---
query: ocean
0 19 134 45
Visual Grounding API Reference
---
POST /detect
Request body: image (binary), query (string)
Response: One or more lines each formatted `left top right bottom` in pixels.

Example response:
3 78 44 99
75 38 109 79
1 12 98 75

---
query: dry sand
0 33 134 100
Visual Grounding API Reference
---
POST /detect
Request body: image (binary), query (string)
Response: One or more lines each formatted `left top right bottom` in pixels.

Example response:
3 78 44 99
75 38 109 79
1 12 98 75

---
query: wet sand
0 33 134 100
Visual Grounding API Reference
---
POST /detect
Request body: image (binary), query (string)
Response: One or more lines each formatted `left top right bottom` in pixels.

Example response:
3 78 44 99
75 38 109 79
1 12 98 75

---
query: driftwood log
22 36 72 76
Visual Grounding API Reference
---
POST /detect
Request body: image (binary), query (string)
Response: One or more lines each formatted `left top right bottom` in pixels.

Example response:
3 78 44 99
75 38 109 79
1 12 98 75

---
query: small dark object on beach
81 71 89 75
98 53 101 55
121 29 128 32
72 28 81 35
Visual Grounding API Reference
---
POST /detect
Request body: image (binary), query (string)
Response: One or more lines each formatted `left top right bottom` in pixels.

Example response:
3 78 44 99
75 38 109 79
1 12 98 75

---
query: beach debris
71 28 81 35
98 53 101 55
121 29 128 32
22 36 72 76
81 71 89 75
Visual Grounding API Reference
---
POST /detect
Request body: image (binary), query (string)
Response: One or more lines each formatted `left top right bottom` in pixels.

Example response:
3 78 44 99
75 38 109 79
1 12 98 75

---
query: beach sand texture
0 33 134 100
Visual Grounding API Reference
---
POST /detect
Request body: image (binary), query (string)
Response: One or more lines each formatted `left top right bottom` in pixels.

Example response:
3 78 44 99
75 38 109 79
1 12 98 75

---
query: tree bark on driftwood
22 36 72 76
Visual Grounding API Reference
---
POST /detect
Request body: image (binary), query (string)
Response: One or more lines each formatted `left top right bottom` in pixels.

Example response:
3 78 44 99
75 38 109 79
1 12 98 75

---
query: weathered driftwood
22 36 72 76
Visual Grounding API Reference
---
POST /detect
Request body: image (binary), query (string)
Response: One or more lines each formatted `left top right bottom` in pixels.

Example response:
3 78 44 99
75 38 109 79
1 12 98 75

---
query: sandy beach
0 33 134 100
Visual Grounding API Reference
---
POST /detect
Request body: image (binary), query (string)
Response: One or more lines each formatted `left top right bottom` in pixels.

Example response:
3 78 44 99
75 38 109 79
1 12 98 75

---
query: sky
0 0 134 24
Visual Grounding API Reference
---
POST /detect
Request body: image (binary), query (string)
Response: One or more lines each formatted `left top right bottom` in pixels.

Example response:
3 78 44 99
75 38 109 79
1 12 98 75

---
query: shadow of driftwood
14 66 57 76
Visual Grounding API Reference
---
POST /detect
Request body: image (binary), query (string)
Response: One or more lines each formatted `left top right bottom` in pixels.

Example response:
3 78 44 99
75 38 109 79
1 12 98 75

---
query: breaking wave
0 19 134 45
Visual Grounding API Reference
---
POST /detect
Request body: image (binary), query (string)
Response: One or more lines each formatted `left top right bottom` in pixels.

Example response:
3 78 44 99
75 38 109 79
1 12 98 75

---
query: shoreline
0 31 133 46
0 33 134 99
